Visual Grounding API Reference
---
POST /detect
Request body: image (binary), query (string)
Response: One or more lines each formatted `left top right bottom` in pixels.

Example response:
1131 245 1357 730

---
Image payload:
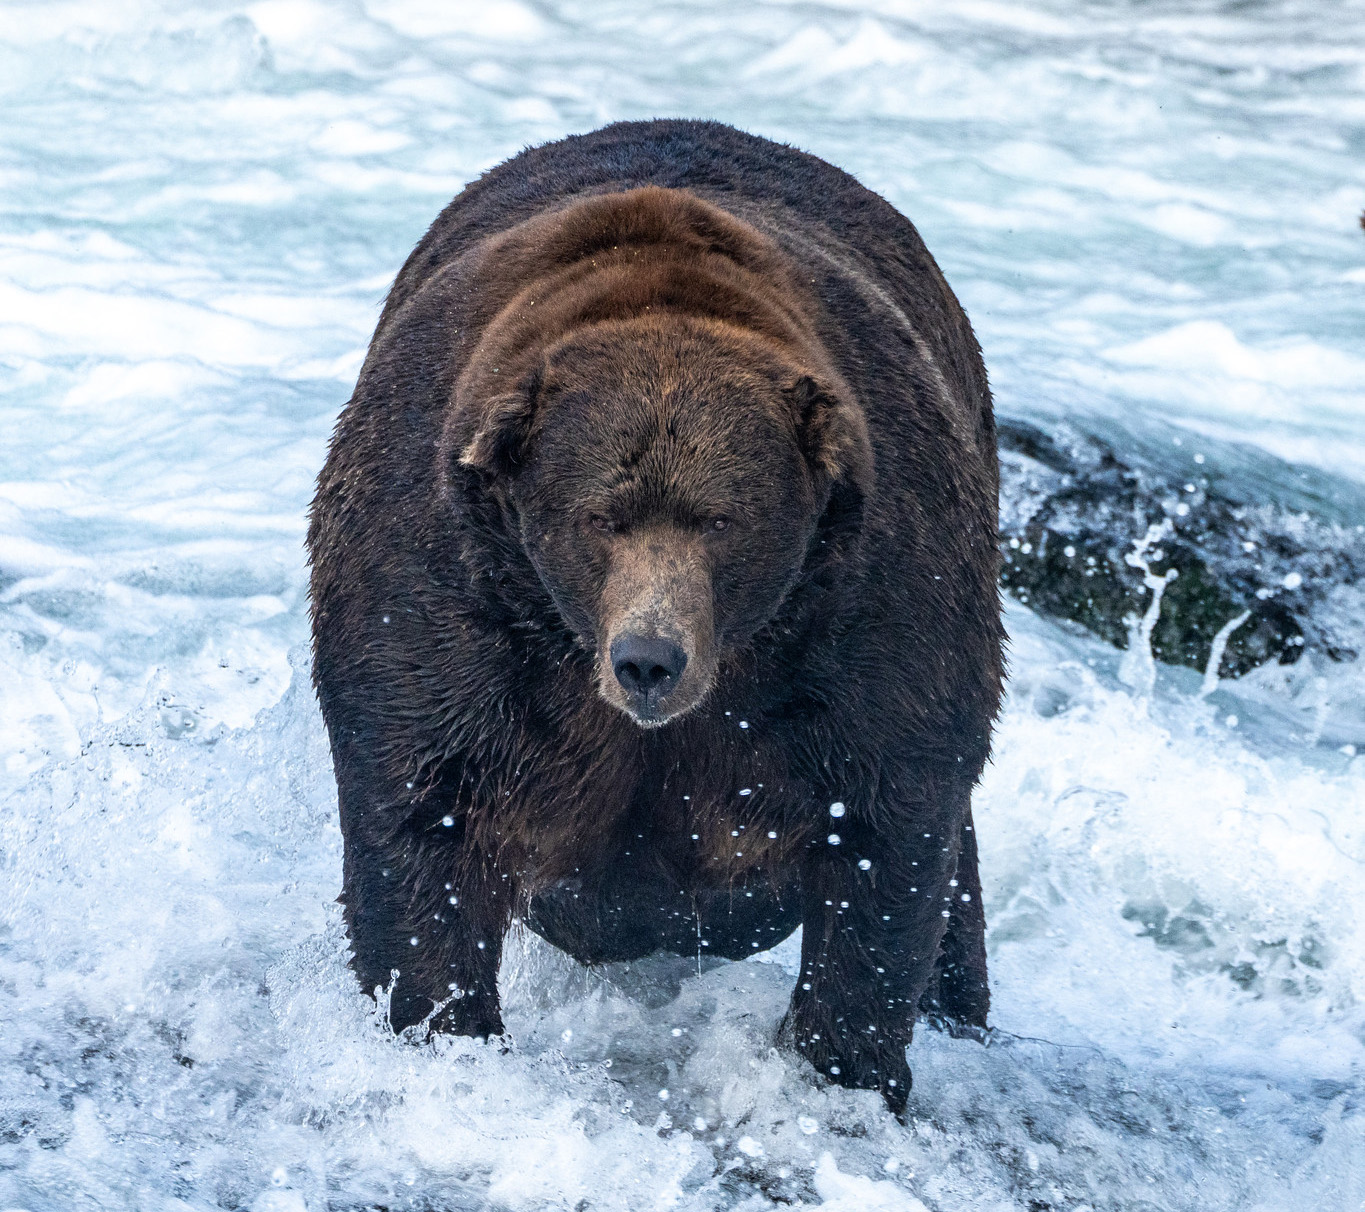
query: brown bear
308 120 1003 1113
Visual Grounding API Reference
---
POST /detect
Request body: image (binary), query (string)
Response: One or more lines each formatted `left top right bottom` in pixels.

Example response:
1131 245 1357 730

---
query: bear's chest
613 731 819 886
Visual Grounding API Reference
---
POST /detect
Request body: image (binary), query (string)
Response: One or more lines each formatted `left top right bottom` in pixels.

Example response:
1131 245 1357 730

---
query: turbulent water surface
2 2 1364 1209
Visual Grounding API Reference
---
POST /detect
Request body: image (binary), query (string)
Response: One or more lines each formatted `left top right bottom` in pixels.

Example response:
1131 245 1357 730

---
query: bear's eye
588 514 617 534
709 516 730 532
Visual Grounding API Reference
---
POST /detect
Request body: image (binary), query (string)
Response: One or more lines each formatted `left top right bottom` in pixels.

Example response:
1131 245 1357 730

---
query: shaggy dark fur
308 120 1003 1113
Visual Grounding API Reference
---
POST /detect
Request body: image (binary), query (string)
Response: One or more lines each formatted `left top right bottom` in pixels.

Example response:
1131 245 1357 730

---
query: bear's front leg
341 826 514 1040
779 781 970 1114
418 847 516 1041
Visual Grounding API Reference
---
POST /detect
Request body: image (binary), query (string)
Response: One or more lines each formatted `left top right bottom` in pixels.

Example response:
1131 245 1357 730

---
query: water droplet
827 833 841 845
829 802 846 817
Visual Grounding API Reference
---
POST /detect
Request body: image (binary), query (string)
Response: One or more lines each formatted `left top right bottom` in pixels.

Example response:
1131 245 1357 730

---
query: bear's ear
459 367 542 479
784 374 871 485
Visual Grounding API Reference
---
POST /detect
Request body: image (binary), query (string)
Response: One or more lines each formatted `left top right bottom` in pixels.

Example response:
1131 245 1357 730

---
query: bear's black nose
611 634 687 700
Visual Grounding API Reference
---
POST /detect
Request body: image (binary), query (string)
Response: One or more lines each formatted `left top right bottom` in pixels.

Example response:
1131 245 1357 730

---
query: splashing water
1200 610 1252 699
1118 519 1179 701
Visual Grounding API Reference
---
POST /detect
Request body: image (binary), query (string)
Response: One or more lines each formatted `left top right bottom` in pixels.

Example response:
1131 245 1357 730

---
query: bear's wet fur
309 120 1003 1112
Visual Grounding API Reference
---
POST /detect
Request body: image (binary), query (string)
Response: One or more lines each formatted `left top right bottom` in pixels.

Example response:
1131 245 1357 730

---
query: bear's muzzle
597 527 717 726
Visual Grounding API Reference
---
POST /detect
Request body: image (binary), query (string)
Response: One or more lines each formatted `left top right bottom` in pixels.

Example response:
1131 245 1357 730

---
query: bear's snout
596 528 717 726
600 619 698 726
610 632 688 705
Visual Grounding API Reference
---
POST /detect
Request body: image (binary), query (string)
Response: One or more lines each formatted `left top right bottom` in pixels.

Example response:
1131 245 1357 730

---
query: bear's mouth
622 703 678 729
604 691 705 729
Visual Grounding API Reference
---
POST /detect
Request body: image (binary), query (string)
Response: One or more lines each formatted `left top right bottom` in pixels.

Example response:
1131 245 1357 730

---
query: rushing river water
2 2 1363 1209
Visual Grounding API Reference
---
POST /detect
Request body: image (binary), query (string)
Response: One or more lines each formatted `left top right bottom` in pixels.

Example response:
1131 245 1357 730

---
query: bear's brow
606 468 737 525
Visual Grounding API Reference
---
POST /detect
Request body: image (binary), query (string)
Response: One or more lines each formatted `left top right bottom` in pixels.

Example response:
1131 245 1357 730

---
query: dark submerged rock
997 417 1365 679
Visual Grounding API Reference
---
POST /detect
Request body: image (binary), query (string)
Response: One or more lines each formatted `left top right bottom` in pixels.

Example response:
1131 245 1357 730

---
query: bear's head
456 311 870 727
